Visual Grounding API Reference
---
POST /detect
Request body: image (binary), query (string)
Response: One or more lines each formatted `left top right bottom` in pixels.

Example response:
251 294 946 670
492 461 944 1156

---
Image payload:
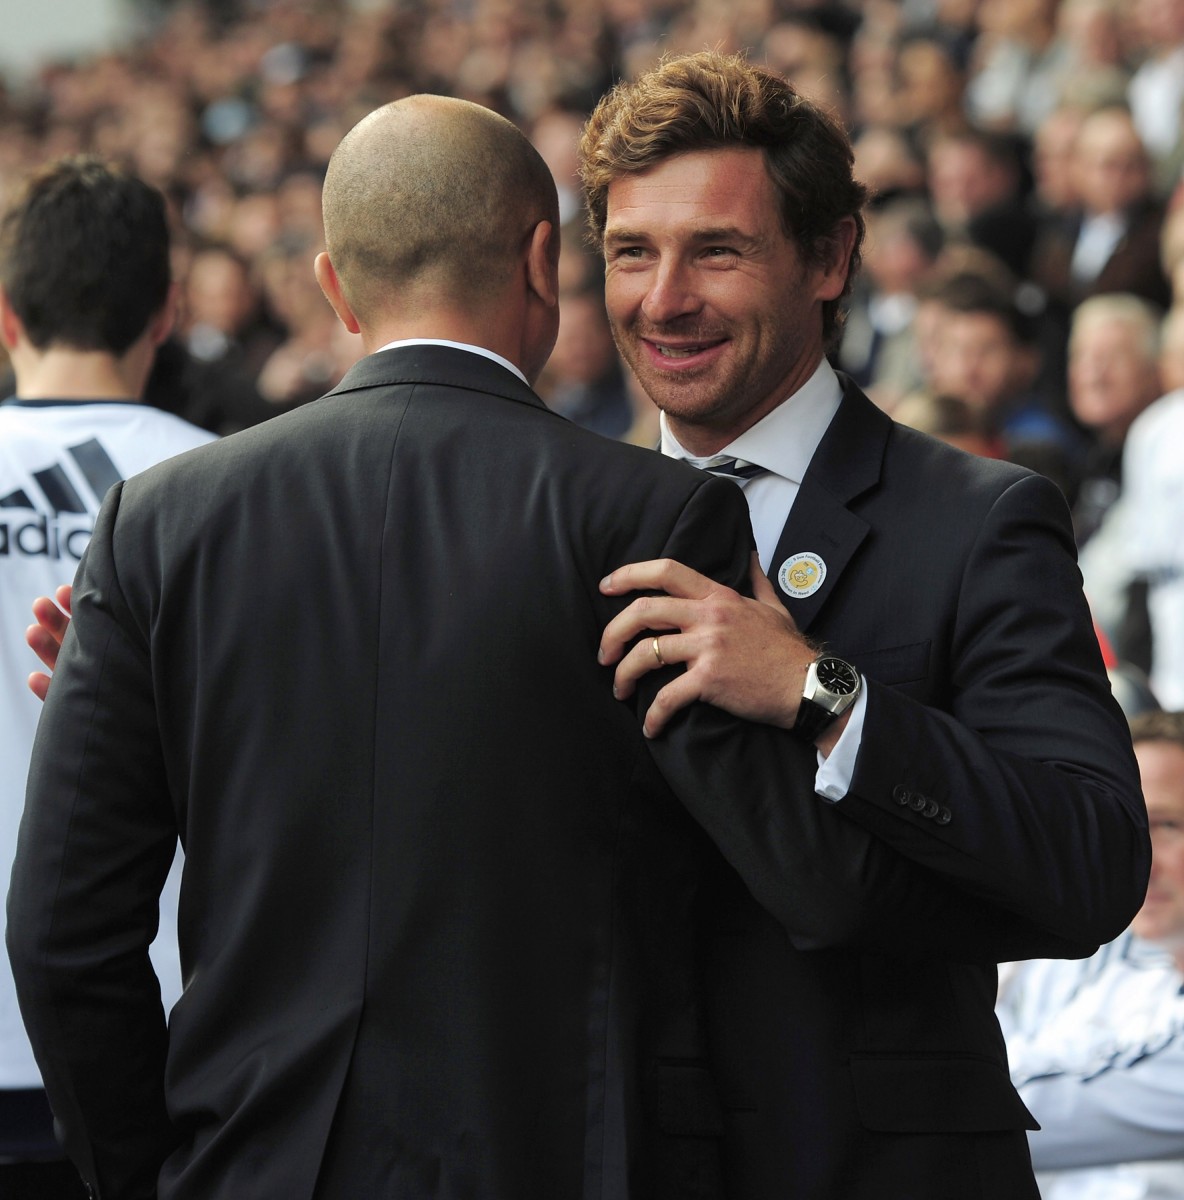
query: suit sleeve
640 474 1145 962
835 472 1147 947
6 481 178 1199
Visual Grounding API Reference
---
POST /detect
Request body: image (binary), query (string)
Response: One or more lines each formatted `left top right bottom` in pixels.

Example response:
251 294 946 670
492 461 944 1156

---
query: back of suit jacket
8 346 755 1200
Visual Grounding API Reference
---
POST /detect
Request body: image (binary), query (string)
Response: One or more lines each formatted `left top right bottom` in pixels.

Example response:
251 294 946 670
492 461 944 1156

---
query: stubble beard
610 314 741 431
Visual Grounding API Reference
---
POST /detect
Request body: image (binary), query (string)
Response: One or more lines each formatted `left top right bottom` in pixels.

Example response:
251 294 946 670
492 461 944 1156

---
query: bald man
7 97 763 1199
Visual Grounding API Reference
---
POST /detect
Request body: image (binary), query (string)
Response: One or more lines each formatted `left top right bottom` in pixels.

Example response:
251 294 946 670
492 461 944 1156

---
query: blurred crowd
0 0 1181 757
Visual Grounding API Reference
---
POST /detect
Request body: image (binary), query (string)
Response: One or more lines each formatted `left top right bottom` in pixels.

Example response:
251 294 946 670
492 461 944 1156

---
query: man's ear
147 282 181 348
814 216 859 304
314 252 361 335
525 220 559 312
0 285 24 351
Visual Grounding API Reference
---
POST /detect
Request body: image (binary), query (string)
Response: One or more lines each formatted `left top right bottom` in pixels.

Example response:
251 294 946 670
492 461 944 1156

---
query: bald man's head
322 95 559 323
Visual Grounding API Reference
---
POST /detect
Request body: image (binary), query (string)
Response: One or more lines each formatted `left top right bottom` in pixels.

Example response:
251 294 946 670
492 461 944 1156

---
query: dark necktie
702 456 767 483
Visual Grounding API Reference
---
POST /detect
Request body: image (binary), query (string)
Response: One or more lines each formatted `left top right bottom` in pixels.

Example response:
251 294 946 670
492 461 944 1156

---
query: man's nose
641 260 701 324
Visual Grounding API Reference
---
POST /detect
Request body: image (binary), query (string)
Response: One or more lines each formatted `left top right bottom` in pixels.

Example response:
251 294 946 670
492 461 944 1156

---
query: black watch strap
793 696 839 742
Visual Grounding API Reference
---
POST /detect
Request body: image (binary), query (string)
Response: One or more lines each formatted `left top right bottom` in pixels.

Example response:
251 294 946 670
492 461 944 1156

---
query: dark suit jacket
6 346 763 1200
640 378 1149 1200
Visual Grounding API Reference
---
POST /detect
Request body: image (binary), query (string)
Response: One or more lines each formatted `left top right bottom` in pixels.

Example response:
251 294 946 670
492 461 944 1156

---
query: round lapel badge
778 552 826 599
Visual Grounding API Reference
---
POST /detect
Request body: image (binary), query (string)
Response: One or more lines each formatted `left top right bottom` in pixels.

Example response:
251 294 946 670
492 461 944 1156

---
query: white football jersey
0 399 215 1087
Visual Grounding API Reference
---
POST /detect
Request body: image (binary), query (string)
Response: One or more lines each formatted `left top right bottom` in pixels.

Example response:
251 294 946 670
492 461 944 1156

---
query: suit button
909 793 927 812
893 785 910 806
935 807 952 825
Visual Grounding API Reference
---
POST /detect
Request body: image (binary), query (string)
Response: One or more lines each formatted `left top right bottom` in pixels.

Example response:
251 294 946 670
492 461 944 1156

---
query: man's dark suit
7 346 763 1200
641 378 1148 1200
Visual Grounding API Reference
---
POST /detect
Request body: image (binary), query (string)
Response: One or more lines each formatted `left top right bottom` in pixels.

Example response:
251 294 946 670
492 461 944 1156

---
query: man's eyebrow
604 225 762 249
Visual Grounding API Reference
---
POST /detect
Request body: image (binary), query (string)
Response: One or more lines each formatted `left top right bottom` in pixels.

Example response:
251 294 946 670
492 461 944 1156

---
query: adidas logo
0 437 121 561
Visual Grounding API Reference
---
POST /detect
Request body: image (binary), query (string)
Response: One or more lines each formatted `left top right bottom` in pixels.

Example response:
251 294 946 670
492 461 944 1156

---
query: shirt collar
374 338 529 386
660 357 843 484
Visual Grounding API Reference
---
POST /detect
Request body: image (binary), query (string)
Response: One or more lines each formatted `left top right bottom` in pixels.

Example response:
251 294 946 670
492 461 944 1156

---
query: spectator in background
850 123 929 205
172 243 281 435
1002 710 1184 1200
254 235 361 414
535 286 633 439
836 195 944 409
891 390 1004 456
1106 381 1184 708
529 105 589 227
758 10 856 122
1032 105 1172 312
1127 0 1184 192
0 155 209 1200
964 0 1062 135
926 125 1040 277
1066 293 1163 544
926 268 1084 467
1031 103 1088 221
893 32 969 141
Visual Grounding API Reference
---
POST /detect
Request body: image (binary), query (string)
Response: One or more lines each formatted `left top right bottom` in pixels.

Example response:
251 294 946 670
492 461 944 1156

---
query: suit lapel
766 378 889 635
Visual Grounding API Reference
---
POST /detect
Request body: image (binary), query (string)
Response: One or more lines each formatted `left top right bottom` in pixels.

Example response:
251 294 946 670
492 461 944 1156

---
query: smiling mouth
646 337 726 360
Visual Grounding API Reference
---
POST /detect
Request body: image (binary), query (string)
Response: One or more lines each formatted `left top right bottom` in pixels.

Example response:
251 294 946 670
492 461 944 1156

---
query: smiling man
582 52 1148 1199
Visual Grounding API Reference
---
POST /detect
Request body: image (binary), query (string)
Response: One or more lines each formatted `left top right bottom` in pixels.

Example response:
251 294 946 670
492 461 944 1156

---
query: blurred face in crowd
1073 110 1151 216
185 248 255 335
929 310 1034 412
1069 315 1161 444
1033 108 1085 212
927 138 1016 227
603 146 849 455
864 207 934 295
1131 738 1184 967
547 291 618 385
896 38 964 127
1133 0 1184 47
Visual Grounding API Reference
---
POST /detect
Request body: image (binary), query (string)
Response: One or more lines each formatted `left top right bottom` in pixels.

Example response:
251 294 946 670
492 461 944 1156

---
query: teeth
657 345 704 358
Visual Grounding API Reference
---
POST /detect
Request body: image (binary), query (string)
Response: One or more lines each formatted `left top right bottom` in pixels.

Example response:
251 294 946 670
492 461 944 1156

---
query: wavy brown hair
579 51 867 350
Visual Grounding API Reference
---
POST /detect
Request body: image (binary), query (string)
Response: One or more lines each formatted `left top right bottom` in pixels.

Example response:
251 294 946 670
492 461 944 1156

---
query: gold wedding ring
652 636 665 666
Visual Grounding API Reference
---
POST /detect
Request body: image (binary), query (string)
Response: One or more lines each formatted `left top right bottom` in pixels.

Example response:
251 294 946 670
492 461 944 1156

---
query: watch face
816 657 859 695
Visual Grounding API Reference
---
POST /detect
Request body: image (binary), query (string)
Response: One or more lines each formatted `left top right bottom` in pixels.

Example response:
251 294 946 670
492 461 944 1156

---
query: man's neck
11 347 145 401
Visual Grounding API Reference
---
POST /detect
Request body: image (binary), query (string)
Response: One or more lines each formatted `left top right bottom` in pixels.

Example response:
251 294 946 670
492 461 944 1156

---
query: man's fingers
611 632 685 700
27 672 51 704
54 584 73 615
599 596 697 666
600 558 713 601
26 623 63 673
641 675 701 738
30 595 70 646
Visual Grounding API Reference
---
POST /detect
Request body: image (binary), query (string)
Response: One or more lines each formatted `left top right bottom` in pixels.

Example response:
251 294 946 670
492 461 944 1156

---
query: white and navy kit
0 398 214 1090
1003 938 1184 1199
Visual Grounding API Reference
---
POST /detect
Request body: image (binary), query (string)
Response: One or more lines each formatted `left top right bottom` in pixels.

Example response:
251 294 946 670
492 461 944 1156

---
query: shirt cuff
814 679 867 803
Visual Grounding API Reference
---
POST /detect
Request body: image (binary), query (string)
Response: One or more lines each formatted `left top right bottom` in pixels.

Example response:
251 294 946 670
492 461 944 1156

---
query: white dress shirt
659 358 865 798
